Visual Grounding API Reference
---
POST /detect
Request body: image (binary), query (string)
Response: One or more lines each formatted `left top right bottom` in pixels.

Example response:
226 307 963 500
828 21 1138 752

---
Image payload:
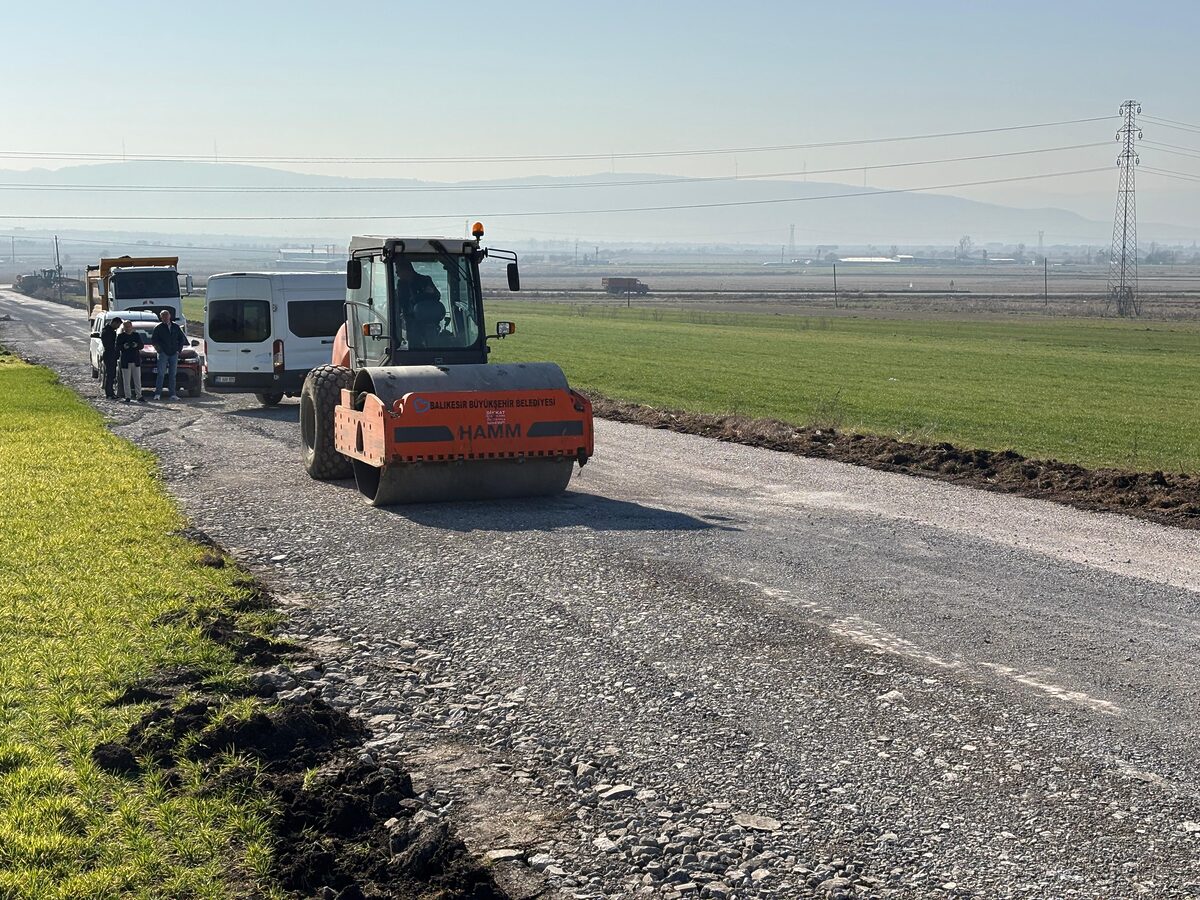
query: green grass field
0 351 278 898
486 303 1200 473
182 296 204 324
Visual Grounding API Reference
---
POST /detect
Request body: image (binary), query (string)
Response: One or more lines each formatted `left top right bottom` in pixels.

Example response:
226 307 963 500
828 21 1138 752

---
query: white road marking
743 579 1124 716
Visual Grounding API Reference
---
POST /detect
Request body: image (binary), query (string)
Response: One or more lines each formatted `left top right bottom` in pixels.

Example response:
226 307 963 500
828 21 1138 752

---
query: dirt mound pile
273 761 506 899
92 605 509 900
591 395 1200 530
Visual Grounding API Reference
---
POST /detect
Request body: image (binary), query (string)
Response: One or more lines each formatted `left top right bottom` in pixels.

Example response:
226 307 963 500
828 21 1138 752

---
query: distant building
275 247 344 271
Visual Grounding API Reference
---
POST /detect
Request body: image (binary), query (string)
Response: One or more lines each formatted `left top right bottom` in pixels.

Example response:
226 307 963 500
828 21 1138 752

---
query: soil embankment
95 567 511 900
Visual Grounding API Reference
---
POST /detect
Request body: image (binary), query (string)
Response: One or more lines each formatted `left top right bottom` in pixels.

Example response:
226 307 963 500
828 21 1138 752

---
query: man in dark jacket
393 259 444 349
114 320 146 403
100 316 122 399
151 310 187 400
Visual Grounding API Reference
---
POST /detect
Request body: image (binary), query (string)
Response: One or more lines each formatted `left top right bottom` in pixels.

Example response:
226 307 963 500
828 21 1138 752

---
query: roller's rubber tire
301 365 353 480
256 392 284 407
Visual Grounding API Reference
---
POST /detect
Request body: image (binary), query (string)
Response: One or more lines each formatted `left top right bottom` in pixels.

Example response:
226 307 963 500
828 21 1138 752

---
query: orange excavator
301 224 594 505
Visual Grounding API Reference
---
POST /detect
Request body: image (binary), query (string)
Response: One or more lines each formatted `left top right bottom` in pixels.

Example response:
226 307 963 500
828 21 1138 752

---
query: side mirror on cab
347 259 362 291
507 262 520 292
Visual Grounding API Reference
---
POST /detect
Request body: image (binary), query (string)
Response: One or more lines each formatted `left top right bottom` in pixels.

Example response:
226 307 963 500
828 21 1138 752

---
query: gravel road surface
4 290 1199 899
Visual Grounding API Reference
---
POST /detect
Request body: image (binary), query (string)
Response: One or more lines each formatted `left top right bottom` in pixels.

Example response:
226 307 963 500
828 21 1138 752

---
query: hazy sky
3 0 1198 231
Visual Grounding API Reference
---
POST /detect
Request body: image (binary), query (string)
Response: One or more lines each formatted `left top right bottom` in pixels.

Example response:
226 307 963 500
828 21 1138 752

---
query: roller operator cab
300 227 594 505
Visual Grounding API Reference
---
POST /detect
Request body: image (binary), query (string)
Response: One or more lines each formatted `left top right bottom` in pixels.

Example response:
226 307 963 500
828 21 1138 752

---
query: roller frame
333 382 593 505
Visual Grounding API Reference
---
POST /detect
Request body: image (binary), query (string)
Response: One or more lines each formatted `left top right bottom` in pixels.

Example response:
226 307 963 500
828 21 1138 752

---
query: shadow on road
384 489 738 534
227 405 300 423
318 477 733 532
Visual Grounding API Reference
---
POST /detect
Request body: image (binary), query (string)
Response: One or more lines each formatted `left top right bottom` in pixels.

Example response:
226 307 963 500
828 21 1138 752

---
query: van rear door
205 276 273 385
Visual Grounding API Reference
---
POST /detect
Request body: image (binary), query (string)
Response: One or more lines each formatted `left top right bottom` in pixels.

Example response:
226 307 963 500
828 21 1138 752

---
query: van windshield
113 271 181 300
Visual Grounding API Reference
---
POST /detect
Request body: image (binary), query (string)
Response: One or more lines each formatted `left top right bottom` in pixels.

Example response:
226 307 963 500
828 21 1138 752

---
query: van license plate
214 376 235 384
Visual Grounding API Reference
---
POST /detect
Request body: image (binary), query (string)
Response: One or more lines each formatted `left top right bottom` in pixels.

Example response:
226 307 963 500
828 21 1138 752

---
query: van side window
287 300 344 338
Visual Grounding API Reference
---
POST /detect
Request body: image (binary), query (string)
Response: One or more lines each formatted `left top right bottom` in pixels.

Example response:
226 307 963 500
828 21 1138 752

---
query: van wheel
190 382 203 398
300 365 352 480
256 392 284 407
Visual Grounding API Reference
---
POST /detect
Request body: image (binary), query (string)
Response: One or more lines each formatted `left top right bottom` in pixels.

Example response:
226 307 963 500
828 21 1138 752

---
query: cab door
205 276 273 384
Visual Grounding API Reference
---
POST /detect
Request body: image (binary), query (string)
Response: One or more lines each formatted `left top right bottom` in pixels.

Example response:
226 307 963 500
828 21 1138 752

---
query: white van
204 272 345 406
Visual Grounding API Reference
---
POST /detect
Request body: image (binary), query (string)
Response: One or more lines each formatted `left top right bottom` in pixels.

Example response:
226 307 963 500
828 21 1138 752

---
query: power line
1141 114 1200 134
1142 139 1200 155
1141 141 1200 162
0 116 1117 166
0 232 284 255
1141 166 1200 183
0 143 1110 194
0 167 1111 222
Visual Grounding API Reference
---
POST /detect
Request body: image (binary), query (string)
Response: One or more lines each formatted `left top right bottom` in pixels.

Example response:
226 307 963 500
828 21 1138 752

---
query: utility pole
1108 100 1142 316
53 235 63 304
789 224 796 261
832 262 838 309
1044 257 1048 309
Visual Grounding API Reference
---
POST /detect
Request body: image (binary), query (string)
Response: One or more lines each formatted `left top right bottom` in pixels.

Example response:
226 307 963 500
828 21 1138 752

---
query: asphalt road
4 289 1199 899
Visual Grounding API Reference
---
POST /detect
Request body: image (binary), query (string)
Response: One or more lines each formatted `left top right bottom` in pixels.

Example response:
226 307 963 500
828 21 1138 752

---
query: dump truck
85 256 190 325
602 276 649 295
300 224 594 505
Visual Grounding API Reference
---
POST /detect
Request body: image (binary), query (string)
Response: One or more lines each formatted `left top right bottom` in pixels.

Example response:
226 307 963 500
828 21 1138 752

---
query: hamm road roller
300 225 594 505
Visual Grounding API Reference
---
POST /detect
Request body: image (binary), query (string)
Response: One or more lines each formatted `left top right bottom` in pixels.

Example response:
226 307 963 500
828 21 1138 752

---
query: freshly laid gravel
5 291 1200 899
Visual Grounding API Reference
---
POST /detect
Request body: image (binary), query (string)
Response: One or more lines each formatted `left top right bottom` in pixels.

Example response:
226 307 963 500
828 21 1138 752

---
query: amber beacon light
472 221 485 239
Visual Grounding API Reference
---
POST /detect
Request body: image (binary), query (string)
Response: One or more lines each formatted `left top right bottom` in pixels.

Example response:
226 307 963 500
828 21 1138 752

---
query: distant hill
1 161 1196 245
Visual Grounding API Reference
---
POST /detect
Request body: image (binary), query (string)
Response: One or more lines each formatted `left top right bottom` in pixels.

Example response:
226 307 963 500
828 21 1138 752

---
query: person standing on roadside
100 315 122 399
151 309 187 400
114 320 146 404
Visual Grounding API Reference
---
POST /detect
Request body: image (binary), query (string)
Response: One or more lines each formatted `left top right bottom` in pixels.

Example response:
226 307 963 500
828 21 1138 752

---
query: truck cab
108 266 184 324
86 256 186 329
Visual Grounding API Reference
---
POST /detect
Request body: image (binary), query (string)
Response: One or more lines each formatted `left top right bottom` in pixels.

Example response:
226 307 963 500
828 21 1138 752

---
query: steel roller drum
351 363 578 505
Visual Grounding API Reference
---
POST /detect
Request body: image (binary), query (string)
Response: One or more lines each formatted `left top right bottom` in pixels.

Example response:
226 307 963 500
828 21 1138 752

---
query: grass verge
0 348 280 899
486 302 1200 473
182 295 205 325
